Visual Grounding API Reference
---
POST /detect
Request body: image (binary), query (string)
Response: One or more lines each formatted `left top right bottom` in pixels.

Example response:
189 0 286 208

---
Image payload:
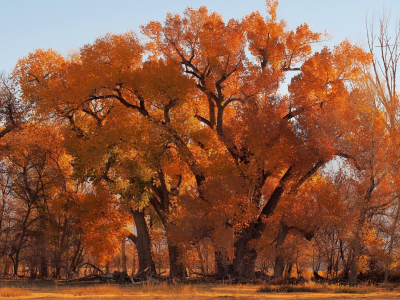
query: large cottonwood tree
13 0 372 278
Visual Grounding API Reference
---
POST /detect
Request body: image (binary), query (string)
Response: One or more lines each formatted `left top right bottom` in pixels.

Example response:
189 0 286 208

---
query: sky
0 0 399 73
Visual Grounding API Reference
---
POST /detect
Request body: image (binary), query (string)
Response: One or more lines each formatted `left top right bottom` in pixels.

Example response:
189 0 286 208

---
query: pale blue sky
0 0 399 72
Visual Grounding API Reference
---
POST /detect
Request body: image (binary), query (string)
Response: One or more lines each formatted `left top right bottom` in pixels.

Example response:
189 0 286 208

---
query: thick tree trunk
273 218 290 279
128 210 156 274
350 177 374 286
349 213 365 286
349 246 360 286
229 167 295 279
215 250 229 278
231 230 257 279
231 162 320 279
168 244 186 277
273 255 285 279
384 267 390 283
55 265 62 279
228 188 283 278
147 169 187 277
349 211 366 286
13 252 19 276
39 256 48 278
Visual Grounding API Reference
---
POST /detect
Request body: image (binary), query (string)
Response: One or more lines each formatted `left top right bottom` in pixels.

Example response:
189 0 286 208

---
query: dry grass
259 281 378 294
0 287 32 297
64 284 124 296
60 282 197 296
1 280 400 299
140 281 198 294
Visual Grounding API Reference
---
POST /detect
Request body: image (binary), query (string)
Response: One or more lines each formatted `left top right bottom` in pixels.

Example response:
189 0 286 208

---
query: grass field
0 280 400 299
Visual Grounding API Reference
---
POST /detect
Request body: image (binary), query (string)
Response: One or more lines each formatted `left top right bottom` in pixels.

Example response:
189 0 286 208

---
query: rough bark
168 244 186 277
231 225 258 279
273 219 290 279
127 210 156 274
229 167 294 278
230 161 321 279
215 250 229 278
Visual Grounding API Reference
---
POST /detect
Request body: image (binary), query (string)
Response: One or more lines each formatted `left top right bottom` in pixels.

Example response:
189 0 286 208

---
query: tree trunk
3 257 11 275
168 244 186 277
231 225 257 279
121 239 127 273
127 210 155 274
13 251 19 276
273 255 285 280
67 242 83 279
230 166 295 279
285 263 293 278
215 250 229 278
29 263 37 279
105 261 110 274
349 247 359 286
55 265 61 279
39 256 48 278
196 244 206 274
350 178 373 286
385 203 400 282
273 218 290 279
349 213 365 286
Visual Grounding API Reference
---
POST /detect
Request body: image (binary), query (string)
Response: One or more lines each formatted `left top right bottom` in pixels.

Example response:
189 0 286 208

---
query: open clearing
1 280 400 300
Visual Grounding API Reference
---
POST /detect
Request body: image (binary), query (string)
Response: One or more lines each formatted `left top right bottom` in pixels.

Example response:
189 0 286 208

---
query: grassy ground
0 280 400 299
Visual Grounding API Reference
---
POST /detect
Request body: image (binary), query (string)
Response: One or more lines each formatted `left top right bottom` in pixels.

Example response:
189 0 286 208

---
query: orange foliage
72 184 131 264
11 0 386 279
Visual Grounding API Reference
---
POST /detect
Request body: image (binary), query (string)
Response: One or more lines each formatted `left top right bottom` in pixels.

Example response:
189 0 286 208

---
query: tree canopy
1 0 400 284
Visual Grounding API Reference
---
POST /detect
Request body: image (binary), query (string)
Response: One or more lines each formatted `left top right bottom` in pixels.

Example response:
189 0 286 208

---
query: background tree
357 8 400 283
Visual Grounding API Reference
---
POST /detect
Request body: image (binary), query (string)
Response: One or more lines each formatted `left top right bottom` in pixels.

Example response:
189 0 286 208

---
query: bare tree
0 73 23 140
